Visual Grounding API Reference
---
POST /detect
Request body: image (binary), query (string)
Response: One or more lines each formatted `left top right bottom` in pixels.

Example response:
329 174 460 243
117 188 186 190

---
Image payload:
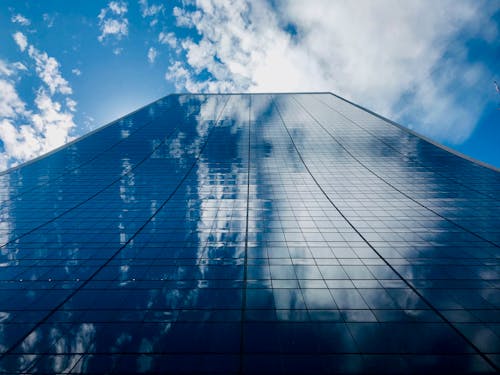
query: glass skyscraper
0 93 498 374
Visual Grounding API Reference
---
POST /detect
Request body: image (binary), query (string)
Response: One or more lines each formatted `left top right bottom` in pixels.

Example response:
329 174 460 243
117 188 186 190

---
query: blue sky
0 0 499 171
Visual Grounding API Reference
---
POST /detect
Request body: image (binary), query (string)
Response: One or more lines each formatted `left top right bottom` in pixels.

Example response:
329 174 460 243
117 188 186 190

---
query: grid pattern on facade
0 93 498 374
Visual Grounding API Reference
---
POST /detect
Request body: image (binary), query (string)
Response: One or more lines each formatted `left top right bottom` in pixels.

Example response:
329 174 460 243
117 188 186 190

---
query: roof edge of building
0 93 175 176
326 91 500 174
1 91 498 175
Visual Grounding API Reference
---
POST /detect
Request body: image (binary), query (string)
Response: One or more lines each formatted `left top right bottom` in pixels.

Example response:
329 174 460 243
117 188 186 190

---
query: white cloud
0 40 77 170
147 47 158 63
66 98 77 112
139 0 165 27
28 45 72 95
0 79 26 119
158 32 177 49
168 0 499 145
109 1 128 15
139 0 164 18
32 90 75 145
165 61 190 89
12 32 28 52
0 90 75 165
72 68 82 76
11 14 31 26
0 87 76 171
12 62 27 72
98 1 129 43
173 6 201 28
98 19 129 42
0 61 15 77
0 119 39 163
0 61 28 119
83 115 95 131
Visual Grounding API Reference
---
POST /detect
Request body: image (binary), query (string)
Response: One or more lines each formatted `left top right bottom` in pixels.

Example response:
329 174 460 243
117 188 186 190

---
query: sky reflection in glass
0 93 498 374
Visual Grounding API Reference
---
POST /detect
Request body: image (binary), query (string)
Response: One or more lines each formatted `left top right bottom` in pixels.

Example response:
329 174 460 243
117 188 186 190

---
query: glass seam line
272 96 499 372
0 115 160 209
292 95 500 249
0 120 181 250
239 95 251 374
0 96 231 359
270 95 364 358
312 94 499 201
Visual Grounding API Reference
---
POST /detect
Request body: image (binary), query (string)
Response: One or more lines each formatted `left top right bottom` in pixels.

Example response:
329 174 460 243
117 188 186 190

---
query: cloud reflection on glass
0 94 498 374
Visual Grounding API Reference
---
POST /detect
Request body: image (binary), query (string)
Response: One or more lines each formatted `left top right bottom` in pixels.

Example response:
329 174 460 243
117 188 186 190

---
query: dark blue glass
0 93 498 373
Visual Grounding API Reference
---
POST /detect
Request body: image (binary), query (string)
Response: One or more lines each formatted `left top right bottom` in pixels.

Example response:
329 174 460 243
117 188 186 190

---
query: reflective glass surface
0 93 498 374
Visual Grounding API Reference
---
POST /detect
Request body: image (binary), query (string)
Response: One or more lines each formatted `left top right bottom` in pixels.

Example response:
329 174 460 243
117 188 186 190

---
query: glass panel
0 93 497 373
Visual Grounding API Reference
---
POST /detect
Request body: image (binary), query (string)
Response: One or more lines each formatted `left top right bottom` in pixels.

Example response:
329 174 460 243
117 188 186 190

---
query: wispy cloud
42 13 56 28
139 0 164 26
28 45 73 95
72 68 82 76
139 0 164 17
147 47 158 63
12 32 28 52
0 62 27 119
98 1 129 43
167 0 499 144
66 98 77 112
11 14 31 26
109 1 127 15
158 32 177 49
172 6 200 28
165 61 194 92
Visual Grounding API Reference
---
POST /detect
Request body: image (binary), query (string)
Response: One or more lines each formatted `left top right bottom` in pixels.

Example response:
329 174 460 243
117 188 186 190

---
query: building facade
0 93 498 373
